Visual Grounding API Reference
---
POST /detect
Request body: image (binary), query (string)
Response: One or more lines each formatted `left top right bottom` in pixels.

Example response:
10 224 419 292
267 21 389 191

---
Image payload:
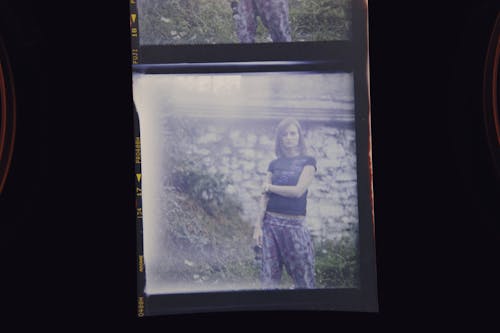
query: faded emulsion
133 72 360 295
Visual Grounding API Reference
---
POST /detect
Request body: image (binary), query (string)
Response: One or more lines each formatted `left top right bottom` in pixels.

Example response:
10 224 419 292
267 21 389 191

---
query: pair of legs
232 0 292 43
260 212 315 289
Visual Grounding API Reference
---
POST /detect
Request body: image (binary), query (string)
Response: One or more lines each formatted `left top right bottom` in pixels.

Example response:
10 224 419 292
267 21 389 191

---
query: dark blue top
266 155 316 216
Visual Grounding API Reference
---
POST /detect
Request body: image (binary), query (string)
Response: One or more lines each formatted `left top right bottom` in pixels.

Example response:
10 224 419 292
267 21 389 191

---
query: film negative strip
130 0 378 317
130 1 146 317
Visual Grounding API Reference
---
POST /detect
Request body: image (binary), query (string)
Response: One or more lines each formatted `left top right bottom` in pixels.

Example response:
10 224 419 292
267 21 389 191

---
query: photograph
133 70 364 296
3 0 500 328
136 0 352 45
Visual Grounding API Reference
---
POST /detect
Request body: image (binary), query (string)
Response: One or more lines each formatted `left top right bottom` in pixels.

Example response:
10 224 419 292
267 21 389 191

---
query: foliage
151 116 359 289
170 160 241 217
156 182 258 287
137 0 352 44
152 116 258 287
138 0 237 44
289 0 351 41
314 237 359 288
161 116 242 217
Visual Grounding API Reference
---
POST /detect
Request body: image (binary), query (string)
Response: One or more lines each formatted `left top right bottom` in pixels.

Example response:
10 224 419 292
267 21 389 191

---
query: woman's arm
256 172 271 226
256 192 269 227
253 173 271 246
264 165 315 198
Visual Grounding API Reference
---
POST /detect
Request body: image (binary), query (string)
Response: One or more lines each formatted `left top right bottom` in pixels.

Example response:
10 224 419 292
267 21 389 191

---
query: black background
1 0 499 330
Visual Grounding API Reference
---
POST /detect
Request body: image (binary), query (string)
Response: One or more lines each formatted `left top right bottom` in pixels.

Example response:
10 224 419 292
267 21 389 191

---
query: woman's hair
274 117 307 157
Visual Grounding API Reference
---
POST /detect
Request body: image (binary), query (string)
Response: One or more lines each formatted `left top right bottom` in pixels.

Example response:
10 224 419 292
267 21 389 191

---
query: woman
254 118 316 289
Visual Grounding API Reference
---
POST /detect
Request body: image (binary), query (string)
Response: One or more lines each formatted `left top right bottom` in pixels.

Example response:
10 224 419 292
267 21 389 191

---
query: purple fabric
261 212 315 289
232 0 291 43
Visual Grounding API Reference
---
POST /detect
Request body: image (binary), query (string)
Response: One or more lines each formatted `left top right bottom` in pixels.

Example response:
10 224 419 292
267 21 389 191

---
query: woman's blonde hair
274 117 307 158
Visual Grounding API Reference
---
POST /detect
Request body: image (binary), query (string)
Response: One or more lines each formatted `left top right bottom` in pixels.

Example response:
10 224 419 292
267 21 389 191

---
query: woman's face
281 124 300 150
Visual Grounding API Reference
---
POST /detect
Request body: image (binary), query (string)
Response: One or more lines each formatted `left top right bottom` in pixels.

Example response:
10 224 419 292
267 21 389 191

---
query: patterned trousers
231 0 292 43
261 212 315 289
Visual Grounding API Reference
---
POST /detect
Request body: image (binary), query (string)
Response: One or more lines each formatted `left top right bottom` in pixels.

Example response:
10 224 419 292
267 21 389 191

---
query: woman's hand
253 224 263 246
261 182 271 194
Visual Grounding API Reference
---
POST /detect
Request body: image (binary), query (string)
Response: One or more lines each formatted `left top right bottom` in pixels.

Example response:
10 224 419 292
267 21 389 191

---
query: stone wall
161 117 358 243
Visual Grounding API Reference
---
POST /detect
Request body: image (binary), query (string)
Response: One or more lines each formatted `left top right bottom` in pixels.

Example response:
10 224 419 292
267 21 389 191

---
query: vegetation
290 0 352 41
156 169 359 289
314 237 359 288
153 116 259 288
137 0 352 45
156 181 258 287
170 160 240 217
151 117 359 289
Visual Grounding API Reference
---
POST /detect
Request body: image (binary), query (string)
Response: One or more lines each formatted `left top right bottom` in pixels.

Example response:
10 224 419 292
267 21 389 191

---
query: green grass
137 0 352 44
314 237 359 288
